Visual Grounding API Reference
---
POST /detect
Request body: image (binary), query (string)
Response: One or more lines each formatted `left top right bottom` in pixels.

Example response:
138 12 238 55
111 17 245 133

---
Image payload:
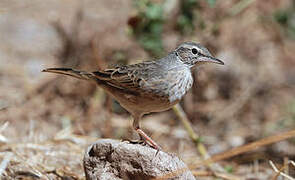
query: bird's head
175 42 224 68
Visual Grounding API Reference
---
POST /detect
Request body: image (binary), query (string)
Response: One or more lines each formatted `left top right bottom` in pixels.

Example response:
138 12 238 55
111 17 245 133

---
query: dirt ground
0 0 295 179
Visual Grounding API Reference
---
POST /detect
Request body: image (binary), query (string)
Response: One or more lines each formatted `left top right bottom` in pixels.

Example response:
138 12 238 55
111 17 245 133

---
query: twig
269 160 295 180
0 122 9 143
160 130 295 180
0 152 12 176
197 129 295 167
172 104 225 173
192 170 242 180
284 157 289 180
172 104 209 159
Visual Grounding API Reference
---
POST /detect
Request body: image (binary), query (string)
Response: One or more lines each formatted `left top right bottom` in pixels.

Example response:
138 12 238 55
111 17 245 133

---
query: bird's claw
122 138 146 145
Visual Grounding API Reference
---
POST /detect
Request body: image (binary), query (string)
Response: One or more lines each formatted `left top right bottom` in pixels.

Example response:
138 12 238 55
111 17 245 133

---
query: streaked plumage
42 42 224 150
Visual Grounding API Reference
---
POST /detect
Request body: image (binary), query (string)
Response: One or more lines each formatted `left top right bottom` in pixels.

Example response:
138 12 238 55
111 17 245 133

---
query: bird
42 42 224 150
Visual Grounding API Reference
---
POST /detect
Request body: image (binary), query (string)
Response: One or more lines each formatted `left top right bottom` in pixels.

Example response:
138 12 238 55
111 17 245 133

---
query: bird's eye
192 48 198 55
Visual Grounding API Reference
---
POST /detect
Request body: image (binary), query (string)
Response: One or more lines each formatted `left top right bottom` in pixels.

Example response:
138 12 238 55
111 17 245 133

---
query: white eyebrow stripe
181 44 203 53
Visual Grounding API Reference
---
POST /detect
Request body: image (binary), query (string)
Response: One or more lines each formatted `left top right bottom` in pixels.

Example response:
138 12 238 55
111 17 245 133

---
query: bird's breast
166 68 193 102
139 67 193 102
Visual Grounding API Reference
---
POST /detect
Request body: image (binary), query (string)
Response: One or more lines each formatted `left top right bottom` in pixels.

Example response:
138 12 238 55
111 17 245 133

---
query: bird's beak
198 55 224 65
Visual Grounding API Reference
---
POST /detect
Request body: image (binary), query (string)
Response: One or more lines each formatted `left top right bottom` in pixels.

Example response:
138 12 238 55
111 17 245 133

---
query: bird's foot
122 138 146 145
136 128 162 151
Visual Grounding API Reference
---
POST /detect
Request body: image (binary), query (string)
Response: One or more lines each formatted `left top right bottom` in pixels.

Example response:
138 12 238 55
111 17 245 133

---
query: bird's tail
42 68 96 81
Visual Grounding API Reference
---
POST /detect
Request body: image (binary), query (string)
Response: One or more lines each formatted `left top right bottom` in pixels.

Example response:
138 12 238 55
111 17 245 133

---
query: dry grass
0 126 96 179
0 0 295 179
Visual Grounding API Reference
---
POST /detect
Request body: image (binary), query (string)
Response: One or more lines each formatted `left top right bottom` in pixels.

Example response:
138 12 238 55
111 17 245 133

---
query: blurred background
0 0 295 179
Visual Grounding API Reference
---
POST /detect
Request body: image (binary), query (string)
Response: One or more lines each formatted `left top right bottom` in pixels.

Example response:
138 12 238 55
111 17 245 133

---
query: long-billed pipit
42 42 224 150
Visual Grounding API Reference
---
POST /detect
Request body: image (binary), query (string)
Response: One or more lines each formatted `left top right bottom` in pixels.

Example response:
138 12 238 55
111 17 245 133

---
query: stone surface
83 139 196 180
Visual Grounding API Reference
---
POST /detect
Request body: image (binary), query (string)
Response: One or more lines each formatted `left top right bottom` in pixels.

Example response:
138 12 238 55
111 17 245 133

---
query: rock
83 139 196 180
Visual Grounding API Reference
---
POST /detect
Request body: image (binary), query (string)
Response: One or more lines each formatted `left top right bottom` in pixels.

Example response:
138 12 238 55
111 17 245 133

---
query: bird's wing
92 62 158 91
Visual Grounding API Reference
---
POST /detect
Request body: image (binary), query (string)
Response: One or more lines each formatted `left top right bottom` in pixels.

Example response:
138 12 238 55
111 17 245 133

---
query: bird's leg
136 129 162 150
132 114 162 150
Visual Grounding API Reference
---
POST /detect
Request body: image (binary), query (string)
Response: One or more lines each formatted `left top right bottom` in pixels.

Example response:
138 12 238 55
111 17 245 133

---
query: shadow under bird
42 42 224 150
